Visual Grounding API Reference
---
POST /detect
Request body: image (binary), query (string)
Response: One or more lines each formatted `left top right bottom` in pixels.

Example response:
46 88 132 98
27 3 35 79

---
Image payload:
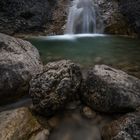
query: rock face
30 60 82 117
119 0 140 37
94 0 135 36
0 0 139 36
0 107 49 140
81 65 140 113
0 0 56 35
102 110 140 140
0 33 42 104
45 0 69 35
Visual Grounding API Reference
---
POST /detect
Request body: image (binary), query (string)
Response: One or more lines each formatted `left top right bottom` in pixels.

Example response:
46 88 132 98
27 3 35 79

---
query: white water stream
65 0 104 34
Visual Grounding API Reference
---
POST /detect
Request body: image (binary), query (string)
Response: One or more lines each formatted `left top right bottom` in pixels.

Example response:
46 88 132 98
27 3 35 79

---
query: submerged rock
0 33 42 104
102 110 140 140
0 0 69 36
82 106 97 119
0 107 49 140
81 65 140 113
30 60 82 117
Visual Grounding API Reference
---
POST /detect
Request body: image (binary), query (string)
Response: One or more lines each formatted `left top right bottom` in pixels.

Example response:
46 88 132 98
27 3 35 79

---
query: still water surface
28 34 140 78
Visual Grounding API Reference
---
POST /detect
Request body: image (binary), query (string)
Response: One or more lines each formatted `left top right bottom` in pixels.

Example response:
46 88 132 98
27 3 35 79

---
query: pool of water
28 34 140 78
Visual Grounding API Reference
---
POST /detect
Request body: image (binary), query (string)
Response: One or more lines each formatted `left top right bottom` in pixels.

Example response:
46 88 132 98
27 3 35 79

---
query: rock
48 116 61 128
29 129 50 140
82 106 96 119
102 110 140 140
0 107 49 140
81 65 140 113
0 33 43 104
119 0 140 37
0 0 69 36
0 0 56 35
30 60 82 117
94 0 135 36
45 0 69 35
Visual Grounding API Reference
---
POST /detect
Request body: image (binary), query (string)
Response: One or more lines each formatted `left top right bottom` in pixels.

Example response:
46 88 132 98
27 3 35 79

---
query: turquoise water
28 34 140 78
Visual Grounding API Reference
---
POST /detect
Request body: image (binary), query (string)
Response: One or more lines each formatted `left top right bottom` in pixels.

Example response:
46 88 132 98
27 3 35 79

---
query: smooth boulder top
30 60 82 117
0 33 43 104
81 65 140 113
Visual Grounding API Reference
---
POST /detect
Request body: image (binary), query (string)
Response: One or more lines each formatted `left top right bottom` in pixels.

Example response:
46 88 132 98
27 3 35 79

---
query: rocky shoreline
0 33 140 140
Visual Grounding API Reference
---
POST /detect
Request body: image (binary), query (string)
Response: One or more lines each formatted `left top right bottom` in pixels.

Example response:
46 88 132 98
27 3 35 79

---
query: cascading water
65 0 104 34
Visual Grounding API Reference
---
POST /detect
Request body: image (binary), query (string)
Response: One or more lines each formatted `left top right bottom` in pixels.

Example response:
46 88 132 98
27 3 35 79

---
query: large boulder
0 0 56 35
0 107 49 140
30 60 82 117
102 110 140 140
0 0 139 36
0 33 43 104
81 65 140 113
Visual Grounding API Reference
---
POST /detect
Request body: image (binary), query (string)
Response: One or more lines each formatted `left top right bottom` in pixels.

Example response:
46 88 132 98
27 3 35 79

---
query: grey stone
0 33 43 104
30 60 82 117
0 107 49 140
102 110 140 140
81 65 140 113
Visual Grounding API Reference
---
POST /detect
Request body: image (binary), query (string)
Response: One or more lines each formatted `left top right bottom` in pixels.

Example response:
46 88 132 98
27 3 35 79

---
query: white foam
34 34 106 41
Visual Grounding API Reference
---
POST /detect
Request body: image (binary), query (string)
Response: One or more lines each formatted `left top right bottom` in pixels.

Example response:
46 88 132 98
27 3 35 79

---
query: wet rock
48 116 61 128
29 129 50 140
0 33 43 104
30 60 82 117
82 106 96 119
81 65 140 113
102 110 140 140
0 107 49 140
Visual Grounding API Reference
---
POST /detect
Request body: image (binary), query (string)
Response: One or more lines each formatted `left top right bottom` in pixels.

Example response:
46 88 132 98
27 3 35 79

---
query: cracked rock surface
30 60 82 117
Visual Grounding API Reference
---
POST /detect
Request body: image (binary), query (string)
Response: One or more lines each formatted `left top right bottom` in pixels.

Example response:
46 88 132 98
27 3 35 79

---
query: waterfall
65 0 104 34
